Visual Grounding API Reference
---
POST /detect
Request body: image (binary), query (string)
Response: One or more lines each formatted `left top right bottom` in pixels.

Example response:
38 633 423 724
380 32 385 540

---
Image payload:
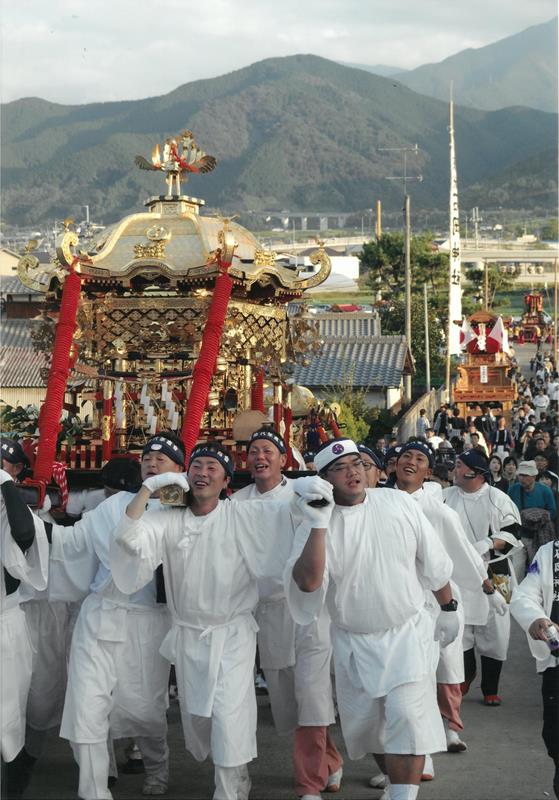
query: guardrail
396 386 447 442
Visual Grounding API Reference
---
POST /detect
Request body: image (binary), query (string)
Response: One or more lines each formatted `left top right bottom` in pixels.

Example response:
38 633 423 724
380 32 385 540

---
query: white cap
314 438 359 473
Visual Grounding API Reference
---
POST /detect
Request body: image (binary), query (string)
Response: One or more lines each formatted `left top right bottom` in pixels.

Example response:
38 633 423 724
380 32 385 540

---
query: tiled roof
0 275 42 296
292 335 411 388
0 318 45 387
313 312 380 338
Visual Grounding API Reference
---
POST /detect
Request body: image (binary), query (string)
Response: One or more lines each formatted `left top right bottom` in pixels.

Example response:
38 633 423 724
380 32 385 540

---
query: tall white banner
448 99 462 355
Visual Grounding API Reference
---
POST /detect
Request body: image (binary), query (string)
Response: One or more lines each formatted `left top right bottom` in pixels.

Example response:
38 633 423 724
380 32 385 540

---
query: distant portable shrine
454 310 517 419
16 129 331 500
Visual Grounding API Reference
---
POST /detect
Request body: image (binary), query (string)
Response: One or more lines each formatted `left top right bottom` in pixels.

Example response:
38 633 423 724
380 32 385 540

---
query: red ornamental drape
34 269 82 482
283 403 293 469
251 369 264 412
181 270 234 462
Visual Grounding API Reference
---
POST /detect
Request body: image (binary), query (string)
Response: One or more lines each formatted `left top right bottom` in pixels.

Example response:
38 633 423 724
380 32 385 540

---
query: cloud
1 0 556 104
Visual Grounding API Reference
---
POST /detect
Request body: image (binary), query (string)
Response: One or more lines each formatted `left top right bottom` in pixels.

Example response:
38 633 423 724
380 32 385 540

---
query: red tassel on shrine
181 270 233 462
283 403 293 469
251 369 265 412
34 269 82 482
329 414 342 438
316 423 329 444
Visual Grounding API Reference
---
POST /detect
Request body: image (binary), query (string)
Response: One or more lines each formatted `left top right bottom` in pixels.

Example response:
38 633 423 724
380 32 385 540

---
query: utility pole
376 200 382 239
472 206 482 249
424 283 431 393
484 260 489 310
379 144 423 404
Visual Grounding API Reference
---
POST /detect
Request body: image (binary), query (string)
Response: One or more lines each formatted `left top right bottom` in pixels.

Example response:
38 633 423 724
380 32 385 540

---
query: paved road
23 621 554 800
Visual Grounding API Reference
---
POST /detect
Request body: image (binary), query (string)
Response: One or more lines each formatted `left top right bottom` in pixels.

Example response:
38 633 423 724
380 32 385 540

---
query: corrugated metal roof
292 336 410 388
0 318 45 387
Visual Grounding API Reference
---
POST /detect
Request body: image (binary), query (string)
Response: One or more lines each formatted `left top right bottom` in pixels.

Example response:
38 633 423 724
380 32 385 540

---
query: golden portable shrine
454 310 517 420
15 130 334 503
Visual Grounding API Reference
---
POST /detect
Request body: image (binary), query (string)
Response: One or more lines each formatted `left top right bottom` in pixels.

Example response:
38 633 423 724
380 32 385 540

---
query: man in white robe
393 444 502 755
48 434 186 800
443 449 523 706
510 540 559 798
0 464 48 798
21 457 143 786
233 429 342 799
111 441 324 800
286 438 457 800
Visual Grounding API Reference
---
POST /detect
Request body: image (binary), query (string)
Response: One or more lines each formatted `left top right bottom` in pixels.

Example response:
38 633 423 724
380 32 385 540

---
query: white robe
111 498 296 766
233 478 335 732
444 483 523 660
49 492 172 744
284 489 452 758
407 485 487 683
1 504 48 761
510 541 559 673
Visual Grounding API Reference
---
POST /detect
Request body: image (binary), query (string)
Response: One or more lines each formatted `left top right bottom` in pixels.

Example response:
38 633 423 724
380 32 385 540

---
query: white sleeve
413 505 453 591
1 512 49 592
441 506 488 589
510 553 548 632
49 511 100 601
283 521 328 626
110 511 166 595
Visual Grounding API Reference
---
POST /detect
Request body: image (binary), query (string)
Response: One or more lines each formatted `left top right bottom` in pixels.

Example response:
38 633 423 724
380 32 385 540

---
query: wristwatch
440 599 459 612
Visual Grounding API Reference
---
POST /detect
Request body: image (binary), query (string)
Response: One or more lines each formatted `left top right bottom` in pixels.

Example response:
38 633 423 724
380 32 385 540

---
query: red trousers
437 683 464 732
293 725 343 796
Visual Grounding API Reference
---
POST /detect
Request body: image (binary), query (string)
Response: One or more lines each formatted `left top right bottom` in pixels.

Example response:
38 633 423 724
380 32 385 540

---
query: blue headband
357 444 384 470
384 446 402 462
398 441 435 468
142 436 185 466
0 438 29 467
248 429 286 454
189 445 234 478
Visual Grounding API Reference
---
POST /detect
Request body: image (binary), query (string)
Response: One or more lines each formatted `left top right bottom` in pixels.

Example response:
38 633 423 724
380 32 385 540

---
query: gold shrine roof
16 129 331 298
18 197 331 298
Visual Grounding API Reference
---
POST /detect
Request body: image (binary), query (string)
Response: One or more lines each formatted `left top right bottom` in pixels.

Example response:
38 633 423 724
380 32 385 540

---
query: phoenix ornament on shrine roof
135 130 217 196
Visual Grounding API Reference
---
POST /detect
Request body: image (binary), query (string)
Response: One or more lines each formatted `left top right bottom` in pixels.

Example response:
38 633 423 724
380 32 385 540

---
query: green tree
337 401 369 443
465 263 515 310
359 232 450 301
379 295 446 389
541 218 558 241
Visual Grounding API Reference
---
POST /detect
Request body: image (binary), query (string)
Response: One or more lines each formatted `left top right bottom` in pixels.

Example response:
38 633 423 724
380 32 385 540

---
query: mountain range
1 25 557 227
395 18 558 114
347 18 557 114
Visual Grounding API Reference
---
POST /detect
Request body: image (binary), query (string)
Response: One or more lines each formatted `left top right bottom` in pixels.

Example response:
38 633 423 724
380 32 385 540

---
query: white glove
40 494 52 514
295 493 333 529
434 609 460 648
142 472 190 494
473 537 493 555
487 590 508 616
0 468 13 485
292 475 333 503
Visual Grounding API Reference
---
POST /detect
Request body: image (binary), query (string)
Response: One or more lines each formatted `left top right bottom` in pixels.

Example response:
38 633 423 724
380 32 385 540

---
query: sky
1 0 556 105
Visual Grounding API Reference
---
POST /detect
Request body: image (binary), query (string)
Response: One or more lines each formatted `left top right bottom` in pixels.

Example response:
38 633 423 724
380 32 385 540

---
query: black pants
542 665 559 764
464 649 503 696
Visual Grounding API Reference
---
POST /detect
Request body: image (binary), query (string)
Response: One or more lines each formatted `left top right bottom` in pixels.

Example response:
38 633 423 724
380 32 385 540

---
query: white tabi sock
390 784 419 800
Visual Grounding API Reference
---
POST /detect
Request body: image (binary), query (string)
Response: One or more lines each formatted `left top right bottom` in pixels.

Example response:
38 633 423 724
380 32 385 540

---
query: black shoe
121 757 145 774
3 749 37 799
